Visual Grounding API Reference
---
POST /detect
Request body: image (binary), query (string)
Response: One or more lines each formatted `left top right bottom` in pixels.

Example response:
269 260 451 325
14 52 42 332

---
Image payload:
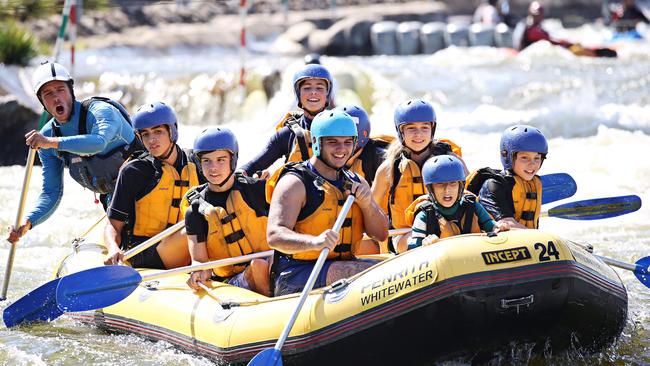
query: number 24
534 241 560 262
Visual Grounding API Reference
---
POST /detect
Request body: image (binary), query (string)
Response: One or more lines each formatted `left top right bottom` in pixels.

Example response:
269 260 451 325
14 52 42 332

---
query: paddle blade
547 195 642 220
541 173 577 204
56 265 141 312
2 278 64 327
247 348 282 366
635 256 650 289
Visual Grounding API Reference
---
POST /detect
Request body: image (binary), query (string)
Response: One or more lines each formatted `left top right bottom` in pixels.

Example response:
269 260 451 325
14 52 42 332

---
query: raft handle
500 295 534 314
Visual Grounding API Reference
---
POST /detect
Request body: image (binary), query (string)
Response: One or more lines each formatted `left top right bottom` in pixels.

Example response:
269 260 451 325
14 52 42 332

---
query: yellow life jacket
266 162 365 261
274 112 312 163
465 167 541 229
405 194 481 238
512 174 542 229
388 157 426 229
439 138 462 157
180 179 270 278
132 154 200 238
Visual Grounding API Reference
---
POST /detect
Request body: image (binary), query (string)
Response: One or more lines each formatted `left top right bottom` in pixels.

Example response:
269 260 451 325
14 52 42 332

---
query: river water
1 23 649 365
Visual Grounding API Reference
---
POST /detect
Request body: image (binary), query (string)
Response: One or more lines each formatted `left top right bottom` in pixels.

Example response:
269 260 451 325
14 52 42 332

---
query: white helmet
32 62 73 96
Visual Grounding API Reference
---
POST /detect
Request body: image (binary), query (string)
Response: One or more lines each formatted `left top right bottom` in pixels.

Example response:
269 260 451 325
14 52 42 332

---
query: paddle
1 149 37 302
540 173 577 204
247 195 356 366
386 195 641 237
542 195 641 220
56 250 274 312
597 255 650 289
2 220 184 327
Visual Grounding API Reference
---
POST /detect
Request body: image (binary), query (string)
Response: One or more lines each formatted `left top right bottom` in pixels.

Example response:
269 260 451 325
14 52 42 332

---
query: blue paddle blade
541 173 577 204
56 265 141 312
547 195 642 220
2 278 64 328
635 256 650 289
247 348 282 366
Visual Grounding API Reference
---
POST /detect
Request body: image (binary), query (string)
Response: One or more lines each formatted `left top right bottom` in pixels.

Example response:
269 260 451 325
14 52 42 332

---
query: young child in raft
407 155 509 249
466 124 548 229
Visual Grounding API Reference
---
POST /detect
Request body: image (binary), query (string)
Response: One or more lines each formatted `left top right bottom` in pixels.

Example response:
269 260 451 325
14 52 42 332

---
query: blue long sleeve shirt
27 100 135 227
240 113 312 175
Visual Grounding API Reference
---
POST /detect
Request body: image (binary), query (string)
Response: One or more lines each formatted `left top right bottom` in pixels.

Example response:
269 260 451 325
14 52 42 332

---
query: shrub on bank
0 21 40 66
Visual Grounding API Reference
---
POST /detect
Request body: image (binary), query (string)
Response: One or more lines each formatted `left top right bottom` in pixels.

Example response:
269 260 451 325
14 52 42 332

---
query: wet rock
284 21 319 46
0 96 40 166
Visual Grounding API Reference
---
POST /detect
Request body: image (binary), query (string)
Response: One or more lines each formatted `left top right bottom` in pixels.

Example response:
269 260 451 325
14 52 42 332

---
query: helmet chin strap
156 142 176 162
214 170 235 188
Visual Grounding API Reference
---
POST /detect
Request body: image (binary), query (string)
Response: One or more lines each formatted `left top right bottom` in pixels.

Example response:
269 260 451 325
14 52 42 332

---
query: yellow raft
55 229 627 365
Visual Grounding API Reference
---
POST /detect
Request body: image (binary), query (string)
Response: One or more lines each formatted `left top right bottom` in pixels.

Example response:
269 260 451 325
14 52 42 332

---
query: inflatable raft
55 229 627 365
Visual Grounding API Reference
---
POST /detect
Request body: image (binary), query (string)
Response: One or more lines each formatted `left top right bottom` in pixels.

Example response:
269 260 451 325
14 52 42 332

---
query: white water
1 29 649 365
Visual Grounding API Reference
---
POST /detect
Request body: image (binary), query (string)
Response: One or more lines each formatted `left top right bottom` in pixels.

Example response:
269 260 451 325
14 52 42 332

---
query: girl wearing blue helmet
466 124 548 229
105 102 202 270
405 155 509 250
181 127 271 296
371 99 464 253
240 64 334 179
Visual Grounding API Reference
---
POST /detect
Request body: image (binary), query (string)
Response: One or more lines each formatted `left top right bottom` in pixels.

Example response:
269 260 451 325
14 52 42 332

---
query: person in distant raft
334 104 391 186
7 61 141 244
466 124 548 229
371 99 465 254
239 64 334 178
516 1 617 57
406 155 509 250
104 102 201 269
266 110 388 296
182 128 271 296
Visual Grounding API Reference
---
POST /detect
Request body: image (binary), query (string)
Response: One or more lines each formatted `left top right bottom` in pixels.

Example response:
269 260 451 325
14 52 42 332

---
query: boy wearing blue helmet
181 128 271 296
104 102 202 269
406 155 509 250
466 124 548 229
240 64 334 178
266 110 388 296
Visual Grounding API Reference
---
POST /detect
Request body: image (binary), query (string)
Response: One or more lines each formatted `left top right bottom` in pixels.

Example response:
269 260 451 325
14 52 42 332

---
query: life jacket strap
224 230 246 244
333 243 352 253
521 211 536 220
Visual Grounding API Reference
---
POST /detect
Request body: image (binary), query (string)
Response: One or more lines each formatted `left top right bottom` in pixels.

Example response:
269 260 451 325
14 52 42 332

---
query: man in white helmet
7 61 140 244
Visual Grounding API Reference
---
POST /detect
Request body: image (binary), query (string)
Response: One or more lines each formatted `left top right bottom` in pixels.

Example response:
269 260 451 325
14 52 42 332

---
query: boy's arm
407 211 429 250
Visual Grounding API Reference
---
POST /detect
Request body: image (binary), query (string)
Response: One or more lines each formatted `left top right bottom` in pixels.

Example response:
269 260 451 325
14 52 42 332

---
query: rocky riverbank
25 0 606 50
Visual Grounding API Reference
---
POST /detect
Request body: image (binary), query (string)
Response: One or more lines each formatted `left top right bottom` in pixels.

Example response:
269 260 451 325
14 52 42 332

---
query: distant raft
55 229 627 365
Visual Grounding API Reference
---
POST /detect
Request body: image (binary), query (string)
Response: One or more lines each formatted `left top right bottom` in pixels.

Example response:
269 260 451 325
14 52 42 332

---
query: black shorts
128 244 165 269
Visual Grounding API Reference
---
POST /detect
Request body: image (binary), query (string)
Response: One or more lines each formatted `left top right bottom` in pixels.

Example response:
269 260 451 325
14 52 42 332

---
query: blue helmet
310 110 358 158
394 99 437 144
292 64 333 108
133 102 178 142
335 105 370 150
500 124 548 171
193 127 239 171
423 155 467 185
